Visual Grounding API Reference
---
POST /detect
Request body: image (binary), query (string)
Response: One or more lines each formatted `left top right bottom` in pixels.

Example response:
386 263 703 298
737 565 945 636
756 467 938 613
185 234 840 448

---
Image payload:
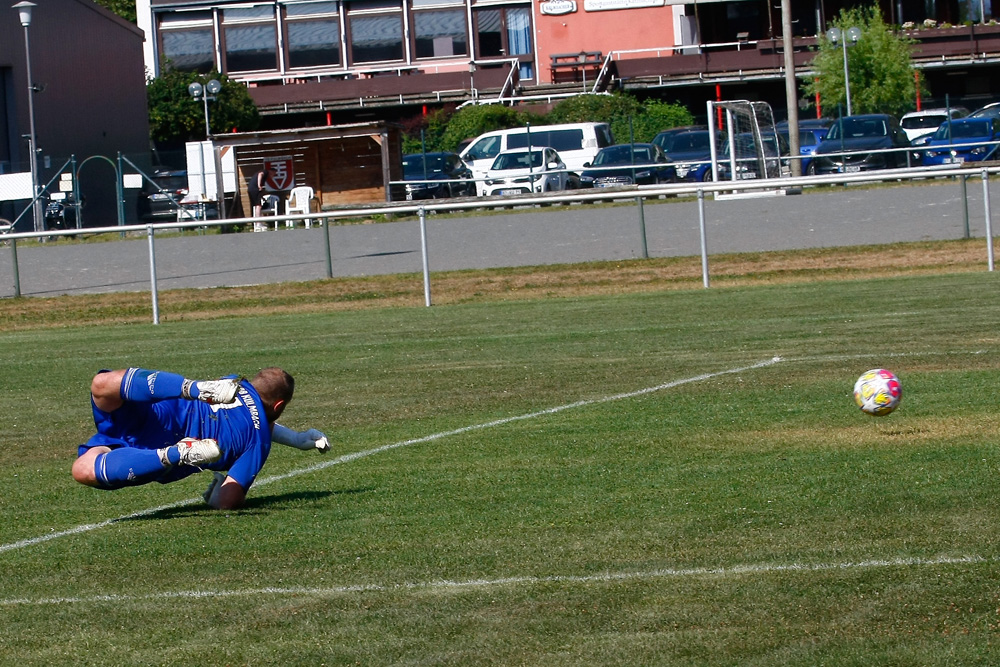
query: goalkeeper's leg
91 368 239 413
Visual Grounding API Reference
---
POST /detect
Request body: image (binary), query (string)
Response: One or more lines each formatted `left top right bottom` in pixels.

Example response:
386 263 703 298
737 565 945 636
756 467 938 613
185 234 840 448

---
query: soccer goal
707 100 785 183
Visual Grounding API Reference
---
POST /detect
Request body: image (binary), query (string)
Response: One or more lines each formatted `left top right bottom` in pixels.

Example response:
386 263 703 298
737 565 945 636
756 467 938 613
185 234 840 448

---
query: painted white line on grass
0 357 783 556
0 553 988 607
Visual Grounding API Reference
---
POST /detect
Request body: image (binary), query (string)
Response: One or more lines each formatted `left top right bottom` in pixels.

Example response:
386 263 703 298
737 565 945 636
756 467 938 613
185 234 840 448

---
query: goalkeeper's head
250 367 295 423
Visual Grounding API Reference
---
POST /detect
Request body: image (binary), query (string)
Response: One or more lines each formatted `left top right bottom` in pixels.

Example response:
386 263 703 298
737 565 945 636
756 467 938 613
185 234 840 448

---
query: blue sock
94 448 175 489
120 368 196 402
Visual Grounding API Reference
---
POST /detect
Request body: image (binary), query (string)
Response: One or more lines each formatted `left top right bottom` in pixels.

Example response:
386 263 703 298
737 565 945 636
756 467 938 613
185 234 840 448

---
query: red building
136 0 1000 128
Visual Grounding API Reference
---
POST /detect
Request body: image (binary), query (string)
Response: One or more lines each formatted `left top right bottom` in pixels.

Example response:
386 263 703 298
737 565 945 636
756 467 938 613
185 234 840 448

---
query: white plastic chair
257 194 282 232
285 186 314 228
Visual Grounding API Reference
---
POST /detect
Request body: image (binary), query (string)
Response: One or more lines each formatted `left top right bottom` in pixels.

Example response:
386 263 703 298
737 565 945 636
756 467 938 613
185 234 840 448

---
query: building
0 0 150 228
137 0 1000 131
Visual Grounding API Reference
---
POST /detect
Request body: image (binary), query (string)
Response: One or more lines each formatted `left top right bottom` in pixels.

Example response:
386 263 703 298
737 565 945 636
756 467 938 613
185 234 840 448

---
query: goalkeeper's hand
272 423 330 453
301 428 331 453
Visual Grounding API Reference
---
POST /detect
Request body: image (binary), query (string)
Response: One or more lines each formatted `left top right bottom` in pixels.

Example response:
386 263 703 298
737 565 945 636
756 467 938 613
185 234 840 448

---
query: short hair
250 367 294 409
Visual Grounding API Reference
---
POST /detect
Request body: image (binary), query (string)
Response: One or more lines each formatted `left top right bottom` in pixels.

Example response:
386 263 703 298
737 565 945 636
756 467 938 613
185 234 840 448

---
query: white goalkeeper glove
272 424 330 453
203 471 226 505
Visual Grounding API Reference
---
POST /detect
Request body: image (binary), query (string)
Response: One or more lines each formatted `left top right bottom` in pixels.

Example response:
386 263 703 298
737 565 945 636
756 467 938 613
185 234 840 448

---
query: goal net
708 100 784 182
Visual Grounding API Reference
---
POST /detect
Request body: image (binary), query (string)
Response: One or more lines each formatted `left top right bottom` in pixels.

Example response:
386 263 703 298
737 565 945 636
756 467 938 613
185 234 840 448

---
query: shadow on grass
131 487 373 520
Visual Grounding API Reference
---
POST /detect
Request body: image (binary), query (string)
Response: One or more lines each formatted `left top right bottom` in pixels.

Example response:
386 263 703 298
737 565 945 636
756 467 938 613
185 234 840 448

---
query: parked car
578 143 674 187
460 122 612 195
969 101 1000 120
810 114 912 175
660 129 725 181
900 107 968 142
651 125 707 152
137 168 189 222
400 152 474 200
483 147 568 196
920 117 1000 165
775 121 831 174
716 131 789 181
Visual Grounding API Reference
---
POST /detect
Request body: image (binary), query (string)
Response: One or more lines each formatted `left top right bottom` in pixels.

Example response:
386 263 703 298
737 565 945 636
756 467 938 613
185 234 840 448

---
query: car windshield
492 151 545 170
970 104 1000 120
662 132 713 152
826 118 889 140
902 115 947 130
932 120 993 140
403 155 449 178
722 134 781 158
592 145 654 165
149 174 187 193
779 130 823 147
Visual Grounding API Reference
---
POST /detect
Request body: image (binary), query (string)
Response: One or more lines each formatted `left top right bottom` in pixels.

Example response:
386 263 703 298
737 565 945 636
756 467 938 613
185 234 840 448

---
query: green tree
547 93 693 143
146 64 261 147
93 0 137 23
805 5 923 118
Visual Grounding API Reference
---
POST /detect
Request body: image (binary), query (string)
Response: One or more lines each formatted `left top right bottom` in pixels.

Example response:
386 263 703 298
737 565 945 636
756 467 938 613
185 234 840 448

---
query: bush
401 93 696 154
437 104 530 152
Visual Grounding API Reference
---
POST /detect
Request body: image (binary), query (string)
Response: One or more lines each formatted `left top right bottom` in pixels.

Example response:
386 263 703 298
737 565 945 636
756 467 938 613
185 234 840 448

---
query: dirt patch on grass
0 238 993 330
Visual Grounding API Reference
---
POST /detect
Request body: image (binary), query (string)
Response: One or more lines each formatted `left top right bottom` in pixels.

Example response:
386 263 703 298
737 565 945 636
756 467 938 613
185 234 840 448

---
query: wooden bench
549 51 602 83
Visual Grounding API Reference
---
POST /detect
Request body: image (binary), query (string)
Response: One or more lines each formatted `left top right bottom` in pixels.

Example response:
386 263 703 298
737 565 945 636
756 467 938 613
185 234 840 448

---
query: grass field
3 264 1000 664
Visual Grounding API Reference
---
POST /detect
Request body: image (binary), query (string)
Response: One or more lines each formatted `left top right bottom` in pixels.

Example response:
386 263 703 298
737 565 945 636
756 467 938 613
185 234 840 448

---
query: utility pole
782 0 801 177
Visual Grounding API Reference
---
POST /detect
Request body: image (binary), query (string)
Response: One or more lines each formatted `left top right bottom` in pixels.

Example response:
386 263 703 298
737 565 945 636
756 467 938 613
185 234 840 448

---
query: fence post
10 239 20 298
961 174 970 239
323 216 333 279
984 170 995 271
698 188 710 288
147 225 160 324
419 207 431 306
635 196 649 259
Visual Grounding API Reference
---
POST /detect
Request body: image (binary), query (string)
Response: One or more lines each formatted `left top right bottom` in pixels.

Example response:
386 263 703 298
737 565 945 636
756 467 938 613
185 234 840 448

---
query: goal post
706 100 784 183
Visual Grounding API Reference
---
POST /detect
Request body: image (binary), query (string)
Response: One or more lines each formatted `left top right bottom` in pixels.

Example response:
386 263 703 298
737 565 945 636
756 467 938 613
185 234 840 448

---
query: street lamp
13 1 43 234
826 26 862 116
188 79 222 138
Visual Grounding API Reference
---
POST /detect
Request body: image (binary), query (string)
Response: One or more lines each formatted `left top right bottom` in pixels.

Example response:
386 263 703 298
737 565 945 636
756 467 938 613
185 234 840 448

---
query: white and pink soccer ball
853 369 902 416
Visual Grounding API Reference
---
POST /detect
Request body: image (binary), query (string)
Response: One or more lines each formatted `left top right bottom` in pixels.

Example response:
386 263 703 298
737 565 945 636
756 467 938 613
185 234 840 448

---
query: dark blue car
579 143 675 187
921 117 1000 166
811 114 911 175
659 130 724 182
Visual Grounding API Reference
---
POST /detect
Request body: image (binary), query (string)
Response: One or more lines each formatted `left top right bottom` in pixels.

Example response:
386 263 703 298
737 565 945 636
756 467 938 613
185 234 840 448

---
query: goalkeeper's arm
271 424 330 452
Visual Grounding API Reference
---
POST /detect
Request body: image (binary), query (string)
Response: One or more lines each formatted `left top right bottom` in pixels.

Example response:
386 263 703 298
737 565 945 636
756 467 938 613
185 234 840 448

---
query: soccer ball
853 369 902 416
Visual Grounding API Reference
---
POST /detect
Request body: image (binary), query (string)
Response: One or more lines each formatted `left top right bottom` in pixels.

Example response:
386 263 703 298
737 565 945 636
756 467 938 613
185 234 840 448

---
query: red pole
914 71 922 111
715 84 722 130
815 78 821 118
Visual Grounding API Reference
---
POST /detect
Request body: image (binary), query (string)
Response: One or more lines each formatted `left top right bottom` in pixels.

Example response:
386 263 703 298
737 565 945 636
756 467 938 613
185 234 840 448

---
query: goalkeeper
71 366 330 510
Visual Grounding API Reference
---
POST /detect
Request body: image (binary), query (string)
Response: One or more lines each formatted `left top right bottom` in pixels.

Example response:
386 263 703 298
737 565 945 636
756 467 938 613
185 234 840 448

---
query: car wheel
806 161 816 176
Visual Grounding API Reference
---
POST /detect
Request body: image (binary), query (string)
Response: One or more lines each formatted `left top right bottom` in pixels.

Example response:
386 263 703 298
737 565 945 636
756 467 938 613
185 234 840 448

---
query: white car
483 147 569 196
900 107 968 142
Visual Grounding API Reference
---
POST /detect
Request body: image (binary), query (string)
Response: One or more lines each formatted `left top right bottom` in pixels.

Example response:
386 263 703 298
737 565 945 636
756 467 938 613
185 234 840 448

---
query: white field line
0 553 990 607
0 356 783 556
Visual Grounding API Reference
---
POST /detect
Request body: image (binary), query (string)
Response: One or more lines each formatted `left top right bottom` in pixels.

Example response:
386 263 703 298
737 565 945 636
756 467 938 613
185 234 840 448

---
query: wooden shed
210 122 402 217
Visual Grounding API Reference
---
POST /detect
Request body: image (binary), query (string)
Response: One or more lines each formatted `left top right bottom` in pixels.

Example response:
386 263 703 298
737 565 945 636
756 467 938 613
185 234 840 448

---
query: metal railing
3 163 997 323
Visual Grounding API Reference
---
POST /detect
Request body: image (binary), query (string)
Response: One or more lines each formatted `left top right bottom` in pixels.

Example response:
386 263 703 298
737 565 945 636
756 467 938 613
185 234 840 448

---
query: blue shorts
80 397 204 484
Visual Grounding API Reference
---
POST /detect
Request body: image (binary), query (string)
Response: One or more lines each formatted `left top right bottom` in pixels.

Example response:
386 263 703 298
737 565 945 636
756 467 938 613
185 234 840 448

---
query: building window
285 1 342 68
223 6 279 73
474 5 533 80
347 0 404 64
158 11 216 73
413 9 467 58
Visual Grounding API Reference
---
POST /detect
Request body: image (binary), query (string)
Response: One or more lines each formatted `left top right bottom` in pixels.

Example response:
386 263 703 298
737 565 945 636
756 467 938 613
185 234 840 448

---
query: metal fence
1 163 997 324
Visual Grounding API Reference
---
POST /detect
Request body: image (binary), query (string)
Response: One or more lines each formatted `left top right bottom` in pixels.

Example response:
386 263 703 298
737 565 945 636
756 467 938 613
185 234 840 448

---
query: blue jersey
82 379 272 490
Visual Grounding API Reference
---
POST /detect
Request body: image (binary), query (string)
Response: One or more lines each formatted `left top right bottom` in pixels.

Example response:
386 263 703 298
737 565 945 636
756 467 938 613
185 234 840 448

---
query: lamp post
826 26 861 116
188 79 222 139
13 1 42 234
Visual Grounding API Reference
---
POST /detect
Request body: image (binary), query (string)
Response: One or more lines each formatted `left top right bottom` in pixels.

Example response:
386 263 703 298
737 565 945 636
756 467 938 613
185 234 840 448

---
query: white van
459 122 613 195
